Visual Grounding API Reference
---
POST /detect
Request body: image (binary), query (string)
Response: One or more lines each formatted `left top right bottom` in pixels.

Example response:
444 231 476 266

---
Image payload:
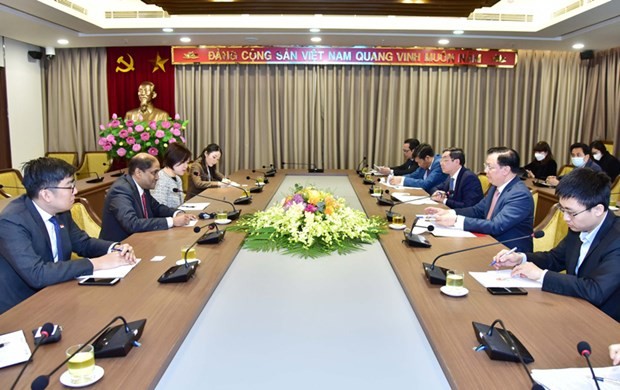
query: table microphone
194 222 225 244
78 171 104 184
158 233 200 283
376 189 396 206
281 162 324 173
250 170 270 183
423 230 545 285
356 156 367 176
385 192 443 222
173 188 241 220
10 323 54 390
245 176 265 193
31 316 144 390
262 164 277 177
221 181 253 204
102 162 124 177
577 341 602 390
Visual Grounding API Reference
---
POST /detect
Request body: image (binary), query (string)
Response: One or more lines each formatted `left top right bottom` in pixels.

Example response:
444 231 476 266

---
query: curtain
45 48 108 157
175 50 590 174
582 47 620 157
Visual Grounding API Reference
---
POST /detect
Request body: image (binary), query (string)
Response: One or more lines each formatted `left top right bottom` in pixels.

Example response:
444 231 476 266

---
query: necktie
449 178 455 192
49 216 63 261
424 169 429 180
141 193 149 218
486 190 500 220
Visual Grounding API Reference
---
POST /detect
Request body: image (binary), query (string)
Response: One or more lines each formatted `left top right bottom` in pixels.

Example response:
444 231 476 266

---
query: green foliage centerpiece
229 184 386 258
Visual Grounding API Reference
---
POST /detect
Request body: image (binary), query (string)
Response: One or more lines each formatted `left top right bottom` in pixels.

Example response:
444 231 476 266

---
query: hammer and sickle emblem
115 54 135 73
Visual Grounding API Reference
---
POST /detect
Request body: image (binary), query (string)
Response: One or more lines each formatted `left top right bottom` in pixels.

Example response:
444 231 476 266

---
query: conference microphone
245 176 265 193
250 169 270 183
263 164 277 177
385 192 444 222
376 189 396 206
356 156 368 177
31 316 146 390
102 162 124 177
221 181 253 204
10 323 55 390
158 231 201 283
281 162 324 173
402 217 434 248
194 221 225 244
78 171 104 184
172 188 241 220
577 341 602 390
423 230 545 285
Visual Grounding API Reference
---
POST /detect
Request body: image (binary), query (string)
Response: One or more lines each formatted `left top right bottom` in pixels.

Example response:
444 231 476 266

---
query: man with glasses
492 168 620 321
389 143 448 193
376 138 420 176
425 147 534 252
100 153 195 242
0 157 136 314
431 147 483 208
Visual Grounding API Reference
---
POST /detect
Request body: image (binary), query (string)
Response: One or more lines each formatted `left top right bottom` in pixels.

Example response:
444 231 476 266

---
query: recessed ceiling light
311 37 322 43
310 28 320 33
162 28 174 33
57 39 69 45
438 39 449 45
180 37 191 43
572 43 585 50
453 30 464 35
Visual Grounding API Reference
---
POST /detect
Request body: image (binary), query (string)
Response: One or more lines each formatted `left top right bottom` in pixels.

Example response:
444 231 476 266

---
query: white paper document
0 330 31 368
79 258 142 279
469 269 542 288
532 366 620 389
391 193 437 205
178 202 210 211
415 218 477 238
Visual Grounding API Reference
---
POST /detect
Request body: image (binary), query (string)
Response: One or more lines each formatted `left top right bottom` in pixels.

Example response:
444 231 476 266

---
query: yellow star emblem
150 53 169 73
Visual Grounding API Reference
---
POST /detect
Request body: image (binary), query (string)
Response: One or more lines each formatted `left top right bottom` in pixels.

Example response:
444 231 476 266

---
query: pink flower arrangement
98 114 189 160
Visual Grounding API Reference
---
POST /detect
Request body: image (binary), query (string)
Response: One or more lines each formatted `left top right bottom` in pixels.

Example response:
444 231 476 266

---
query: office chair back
76 152 109 180
477 172 491 195
531 189 539 223
557 164 574 177
610 176 620 207
46 152 78 167
0 169 26 197
533 203 568 252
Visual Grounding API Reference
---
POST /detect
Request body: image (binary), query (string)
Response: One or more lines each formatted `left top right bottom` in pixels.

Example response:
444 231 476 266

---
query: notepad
178 202 210 211
78 258 142 279
0 330 31 368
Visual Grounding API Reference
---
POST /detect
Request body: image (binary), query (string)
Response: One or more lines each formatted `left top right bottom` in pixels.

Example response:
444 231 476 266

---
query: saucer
215 219 232 225
440 286 469 297
370 193 382 197
60 365 104 388
176 259 201 266
389 223 407 230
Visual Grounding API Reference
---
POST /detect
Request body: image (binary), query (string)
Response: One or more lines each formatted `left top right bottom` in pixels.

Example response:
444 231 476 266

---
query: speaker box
28 51 43 60
93 319 147 358
580 50 594 60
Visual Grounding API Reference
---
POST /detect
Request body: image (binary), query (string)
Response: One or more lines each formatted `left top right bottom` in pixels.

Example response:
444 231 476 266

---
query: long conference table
0 169 618 389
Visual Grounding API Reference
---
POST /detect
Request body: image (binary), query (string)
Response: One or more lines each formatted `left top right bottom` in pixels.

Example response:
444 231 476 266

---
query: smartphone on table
78 277 120 286
487 287 528 295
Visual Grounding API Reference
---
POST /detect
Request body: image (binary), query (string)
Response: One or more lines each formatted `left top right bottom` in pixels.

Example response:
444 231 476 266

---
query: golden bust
125 81 169 122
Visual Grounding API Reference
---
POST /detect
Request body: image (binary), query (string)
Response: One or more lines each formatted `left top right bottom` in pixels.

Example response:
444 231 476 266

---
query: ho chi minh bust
125 81 169 122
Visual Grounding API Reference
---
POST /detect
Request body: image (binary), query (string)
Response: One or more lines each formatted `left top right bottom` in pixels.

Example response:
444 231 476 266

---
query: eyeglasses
402 149 411 153
46 183 76 191
483 163 499 171
558 205 592 218
441 157 454 162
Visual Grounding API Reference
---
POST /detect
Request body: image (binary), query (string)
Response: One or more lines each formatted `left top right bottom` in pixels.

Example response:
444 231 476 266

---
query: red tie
486 190 500 220
141 193 149 218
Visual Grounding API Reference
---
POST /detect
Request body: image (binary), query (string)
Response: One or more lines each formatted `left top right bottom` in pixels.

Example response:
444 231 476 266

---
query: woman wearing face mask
590 140 620 181
187 143 226 199
523 141 557 180
152 143 192 208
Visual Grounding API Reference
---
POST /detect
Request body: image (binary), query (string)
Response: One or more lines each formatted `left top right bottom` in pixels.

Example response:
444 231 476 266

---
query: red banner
106 46 175 119
172 46 517 67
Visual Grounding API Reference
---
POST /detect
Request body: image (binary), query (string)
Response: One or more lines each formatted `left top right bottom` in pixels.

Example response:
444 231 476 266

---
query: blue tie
49 216 64 261
449 178 455 192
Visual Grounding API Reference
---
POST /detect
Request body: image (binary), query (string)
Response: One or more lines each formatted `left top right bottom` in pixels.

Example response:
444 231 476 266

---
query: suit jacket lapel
24 197 55 259
578 213 615 276
125 176 147 218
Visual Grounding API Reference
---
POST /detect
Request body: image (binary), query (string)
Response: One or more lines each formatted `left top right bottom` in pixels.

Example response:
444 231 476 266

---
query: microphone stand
194 222 225 245
222 182 253 205
356 157 368 177
173 188 241 220
158 234 200 283
385 193 438 222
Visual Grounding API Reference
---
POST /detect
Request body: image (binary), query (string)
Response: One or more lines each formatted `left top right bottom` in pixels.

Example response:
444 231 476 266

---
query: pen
0 342 9 348
594 376 620 384
490 246 517 266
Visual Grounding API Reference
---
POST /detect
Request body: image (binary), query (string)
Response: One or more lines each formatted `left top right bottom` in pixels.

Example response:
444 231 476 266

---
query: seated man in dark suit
425 147 534 252
389 143 448 193
0 157 136 314
546 142 603 186
431 147 484 208
493 168 620 322
376 138 420 176
100 153 196 242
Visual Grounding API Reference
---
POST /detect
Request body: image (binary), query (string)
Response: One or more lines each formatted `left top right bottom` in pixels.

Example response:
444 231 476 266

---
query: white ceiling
0 0 619 52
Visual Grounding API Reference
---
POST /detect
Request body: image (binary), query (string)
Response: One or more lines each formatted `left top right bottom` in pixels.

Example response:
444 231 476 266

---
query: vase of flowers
97 113 188 160
229 184 386 258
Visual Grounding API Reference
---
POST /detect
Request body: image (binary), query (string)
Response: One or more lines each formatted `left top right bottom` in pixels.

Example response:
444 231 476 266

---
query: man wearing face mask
590 140 620 181
546 142 602 186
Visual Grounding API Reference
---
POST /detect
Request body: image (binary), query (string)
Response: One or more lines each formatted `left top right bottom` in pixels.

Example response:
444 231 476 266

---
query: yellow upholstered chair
181 171 189 193
533 204 569 252
610 176 620 207
76 152 110 180
557 164 574 177
70 197 102 259
477 172 491 195
0 169 26 197
530 189 539 222
46 152 78 167
602 140 614 155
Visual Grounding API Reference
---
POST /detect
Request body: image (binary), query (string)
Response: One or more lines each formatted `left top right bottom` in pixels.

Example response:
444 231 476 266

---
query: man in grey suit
99 153 195 242
493 168 620 321
0 157 135 314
